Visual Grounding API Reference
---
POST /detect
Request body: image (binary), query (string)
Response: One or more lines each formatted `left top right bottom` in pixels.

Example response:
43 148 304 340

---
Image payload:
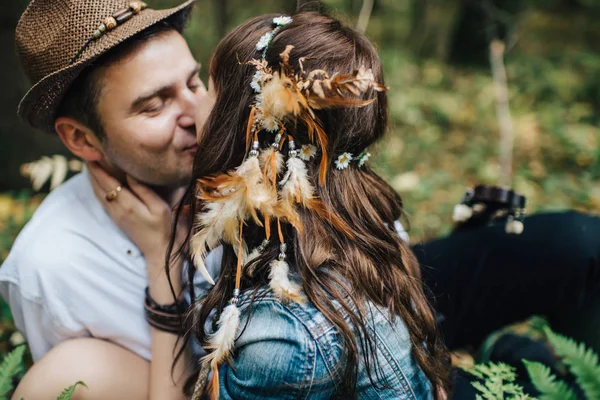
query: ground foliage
0 0 599 395
466 325 600 399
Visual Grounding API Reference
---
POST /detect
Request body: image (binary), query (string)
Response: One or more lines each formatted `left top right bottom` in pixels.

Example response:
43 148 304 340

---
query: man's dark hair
55 15 186 138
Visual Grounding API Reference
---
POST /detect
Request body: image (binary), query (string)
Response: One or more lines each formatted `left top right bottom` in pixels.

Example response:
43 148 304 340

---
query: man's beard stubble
102 141 193 203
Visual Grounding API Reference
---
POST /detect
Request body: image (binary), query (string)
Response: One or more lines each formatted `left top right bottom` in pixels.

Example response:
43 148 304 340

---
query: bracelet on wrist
144 287 189 334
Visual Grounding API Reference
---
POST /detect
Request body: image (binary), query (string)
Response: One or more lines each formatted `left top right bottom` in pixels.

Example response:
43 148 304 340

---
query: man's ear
55 117 105 161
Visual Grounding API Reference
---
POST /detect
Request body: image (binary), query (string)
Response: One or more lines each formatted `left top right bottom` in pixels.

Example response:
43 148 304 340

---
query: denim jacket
217 288 433 399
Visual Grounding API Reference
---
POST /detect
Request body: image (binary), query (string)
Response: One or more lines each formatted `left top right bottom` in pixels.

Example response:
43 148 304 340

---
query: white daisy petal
256 32 273 51
250 71 263 93
335 152 353 170
358 152 371 167
273 16 292 26
299 144 317 161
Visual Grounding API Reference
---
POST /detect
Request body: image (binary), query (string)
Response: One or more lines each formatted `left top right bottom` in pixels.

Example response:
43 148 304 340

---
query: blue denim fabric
218 288 433 399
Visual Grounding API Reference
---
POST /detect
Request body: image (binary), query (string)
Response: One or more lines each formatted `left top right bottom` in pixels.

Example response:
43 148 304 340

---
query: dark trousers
412 211 600 352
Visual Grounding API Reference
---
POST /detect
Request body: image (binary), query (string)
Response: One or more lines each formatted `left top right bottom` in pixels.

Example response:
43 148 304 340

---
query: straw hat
16 0 195 133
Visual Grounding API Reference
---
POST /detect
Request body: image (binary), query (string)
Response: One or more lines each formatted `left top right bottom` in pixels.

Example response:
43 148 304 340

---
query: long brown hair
184 10 450 398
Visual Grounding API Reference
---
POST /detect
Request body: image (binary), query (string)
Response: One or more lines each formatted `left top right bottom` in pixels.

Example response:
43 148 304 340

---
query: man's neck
149 185 185 208
90 161 184 207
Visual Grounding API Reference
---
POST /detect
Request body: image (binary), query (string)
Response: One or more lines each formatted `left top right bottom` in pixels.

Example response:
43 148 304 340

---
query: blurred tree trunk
214 0 228 38
407 0 428 55
406 0 460 61
447 0 523 67
560 0 583 9
0 1 68 192
356 0 374 33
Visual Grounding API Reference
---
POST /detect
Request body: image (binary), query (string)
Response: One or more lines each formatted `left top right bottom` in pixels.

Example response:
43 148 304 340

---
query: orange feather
245 106 257 151
208 365 219 400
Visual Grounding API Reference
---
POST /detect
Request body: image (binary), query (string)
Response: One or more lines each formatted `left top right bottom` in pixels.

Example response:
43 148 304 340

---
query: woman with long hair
185 10 450 399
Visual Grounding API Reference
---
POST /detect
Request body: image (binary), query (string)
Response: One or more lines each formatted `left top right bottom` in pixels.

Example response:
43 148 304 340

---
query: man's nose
179 87 201 128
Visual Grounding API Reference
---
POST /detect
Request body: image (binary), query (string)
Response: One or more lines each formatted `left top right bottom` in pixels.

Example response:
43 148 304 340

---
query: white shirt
0 170 219 362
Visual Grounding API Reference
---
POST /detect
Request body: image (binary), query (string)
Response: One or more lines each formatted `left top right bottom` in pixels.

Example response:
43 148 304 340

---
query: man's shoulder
0 172 113 286
28 172 91 220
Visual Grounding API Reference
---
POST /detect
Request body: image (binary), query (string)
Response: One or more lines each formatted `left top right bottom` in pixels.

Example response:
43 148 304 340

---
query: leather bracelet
144 287 189 334
144 287 187 312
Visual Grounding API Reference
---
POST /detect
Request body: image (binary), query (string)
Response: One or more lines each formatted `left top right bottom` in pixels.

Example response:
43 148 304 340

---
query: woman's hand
87 162 186 302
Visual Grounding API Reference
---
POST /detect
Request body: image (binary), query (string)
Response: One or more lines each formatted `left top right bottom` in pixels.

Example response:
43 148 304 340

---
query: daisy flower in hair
335 152 353 170
299 144 317 161
250 71 263 93
256 32 273 51
357 152 371 167
273 16 293 26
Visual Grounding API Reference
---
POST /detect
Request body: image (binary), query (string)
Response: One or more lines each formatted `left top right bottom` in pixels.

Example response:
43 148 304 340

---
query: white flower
357 152 371 167
299 144 317 161
250 71 263 93
273 16 292 26
335 152 353 170
452 204 473 222
256 32 273 51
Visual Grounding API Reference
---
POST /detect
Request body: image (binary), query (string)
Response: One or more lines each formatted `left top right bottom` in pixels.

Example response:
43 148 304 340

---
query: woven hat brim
17 0 195 134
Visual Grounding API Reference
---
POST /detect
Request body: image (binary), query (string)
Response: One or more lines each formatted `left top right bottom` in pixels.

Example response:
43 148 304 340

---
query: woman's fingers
126 176 169 215
87 162 120 193
87 162 144 212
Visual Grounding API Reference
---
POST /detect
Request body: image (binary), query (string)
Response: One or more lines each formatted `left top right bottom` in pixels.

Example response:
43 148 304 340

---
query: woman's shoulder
219 289 337 399
237 289 338 341
228 288 432 399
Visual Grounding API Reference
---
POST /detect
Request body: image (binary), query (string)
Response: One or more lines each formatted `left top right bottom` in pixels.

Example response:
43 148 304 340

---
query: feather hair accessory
278 137 316 227
246 238 270 277
201 297 241 399
259 133 285 189
193 15 386 397
269 219 304 303
198 219 249 399
249 44 387 186
190 139 276 285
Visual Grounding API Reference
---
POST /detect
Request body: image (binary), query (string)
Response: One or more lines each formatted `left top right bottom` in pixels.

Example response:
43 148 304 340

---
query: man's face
96 30 205 187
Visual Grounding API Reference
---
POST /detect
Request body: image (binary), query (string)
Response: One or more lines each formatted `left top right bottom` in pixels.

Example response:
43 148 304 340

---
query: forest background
0 0 599 375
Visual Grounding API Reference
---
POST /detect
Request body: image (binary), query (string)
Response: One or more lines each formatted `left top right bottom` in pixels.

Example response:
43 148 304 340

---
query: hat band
70 1 148 65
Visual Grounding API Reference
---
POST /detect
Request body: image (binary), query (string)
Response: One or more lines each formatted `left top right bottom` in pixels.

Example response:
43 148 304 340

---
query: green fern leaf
464 362 528 400
523 360 577 400
56 381 87 400
0 346 26 398
544 326 600 399
513 395 537 400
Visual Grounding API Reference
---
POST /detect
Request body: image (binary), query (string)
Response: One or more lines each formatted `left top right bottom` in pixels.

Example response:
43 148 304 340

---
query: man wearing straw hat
0 0 216 398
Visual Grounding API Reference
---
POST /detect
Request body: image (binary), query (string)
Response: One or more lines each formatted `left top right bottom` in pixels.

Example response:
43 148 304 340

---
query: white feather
247 247 262 263
202 303 241 367
237 156 278 219
191 234 216 285
245 247 263 277
281 156 314 206
259 147 284 183
269 259 303 302
191 201 233 286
